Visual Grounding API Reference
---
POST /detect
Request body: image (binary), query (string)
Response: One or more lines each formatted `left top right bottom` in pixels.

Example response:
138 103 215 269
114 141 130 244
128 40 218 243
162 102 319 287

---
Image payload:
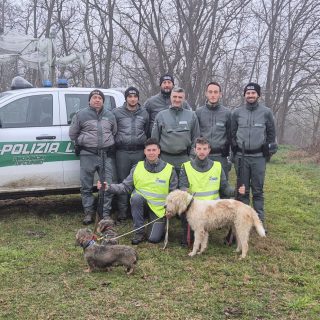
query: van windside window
0 94 53 128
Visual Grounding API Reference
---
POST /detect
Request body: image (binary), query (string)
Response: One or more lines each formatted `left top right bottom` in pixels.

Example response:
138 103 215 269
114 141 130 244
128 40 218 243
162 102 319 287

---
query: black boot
180 214 189 247
131 233 145 245
83 210 95 225
117 212 127 223
224 228 236 246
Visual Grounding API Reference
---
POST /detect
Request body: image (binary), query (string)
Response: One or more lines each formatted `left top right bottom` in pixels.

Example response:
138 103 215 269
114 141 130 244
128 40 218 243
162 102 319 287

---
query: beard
161 88 172 97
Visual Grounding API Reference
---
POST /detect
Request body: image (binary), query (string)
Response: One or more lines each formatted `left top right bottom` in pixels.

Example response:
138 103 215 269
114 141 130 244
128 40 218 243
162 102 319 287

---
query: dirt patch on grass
286 149 320 164
0 195 82 216
253 233 288 258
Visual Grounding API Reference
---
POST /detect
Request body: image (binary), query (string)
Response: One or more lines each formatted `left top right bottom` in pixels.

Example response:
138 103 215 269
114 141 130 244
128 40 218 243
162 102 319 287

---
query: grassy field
0 146 319 319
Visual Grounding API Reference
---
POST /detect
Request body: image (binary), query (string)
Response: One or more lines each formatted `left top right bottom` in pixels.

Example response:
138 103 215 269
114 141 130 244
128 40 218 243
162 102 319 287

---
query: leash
94 150 107 234
162 218 169 249
97 216 164 241
185 196 194 248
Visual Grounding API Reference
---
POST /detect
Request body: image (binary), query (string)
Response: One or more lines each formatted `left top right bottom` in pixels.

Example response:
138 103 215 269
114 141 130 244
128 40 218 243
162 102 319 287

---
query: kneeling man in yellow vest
102 138 178 245
178 137 245 246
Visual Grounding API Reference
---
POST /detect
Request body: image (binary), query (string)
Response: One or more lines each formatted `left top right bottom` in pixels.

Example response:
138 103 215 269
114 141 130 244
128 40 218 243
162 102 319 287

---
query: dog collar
100 225 114 233
82 239 95 249
185 197 194 213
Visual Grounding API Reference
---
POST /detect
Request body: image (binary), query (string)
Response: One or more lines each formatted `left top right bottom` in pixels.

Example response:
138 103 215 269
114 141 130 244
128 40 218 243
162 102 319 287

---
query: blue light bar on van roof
57 79 68 88
43 80 52 87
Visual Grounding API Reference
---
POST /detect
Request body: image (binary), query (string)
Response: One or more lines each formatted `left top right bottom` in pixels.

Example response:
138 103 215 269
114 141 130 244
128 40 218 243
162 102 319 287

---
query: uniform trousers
80 151 113 217
130 193 166 243
234 155 266 222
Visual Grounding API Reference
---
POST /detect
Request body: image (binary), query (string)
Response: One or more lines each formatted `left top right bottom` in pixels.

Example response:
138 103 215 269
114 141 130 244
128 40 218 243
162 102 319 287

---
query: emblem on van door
0 141 76 167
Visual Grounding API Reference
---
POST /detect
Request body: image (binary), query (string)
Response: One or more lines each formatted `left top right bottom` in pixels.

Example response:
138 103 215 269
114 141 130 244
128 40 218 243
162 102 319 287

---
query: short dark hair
171 87 185 94
195 136 211 147
206 81 222 92
144 138 160 149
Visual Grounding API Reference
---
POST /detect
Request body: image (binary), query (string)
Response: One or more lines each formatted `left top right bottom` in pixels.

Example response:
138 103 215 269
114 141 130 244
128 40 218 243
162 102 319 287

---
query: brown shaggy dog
97 218 118 245
75 228 138 274
165 190 266 259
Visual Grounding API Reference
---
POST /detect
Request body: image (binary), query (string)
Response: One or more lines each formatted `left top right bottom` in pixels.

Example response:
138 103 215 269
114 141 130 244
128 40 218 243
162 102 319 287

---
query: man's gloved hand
268 142 278 156
262 142 278 162
74 144 81 156
221 145 230 157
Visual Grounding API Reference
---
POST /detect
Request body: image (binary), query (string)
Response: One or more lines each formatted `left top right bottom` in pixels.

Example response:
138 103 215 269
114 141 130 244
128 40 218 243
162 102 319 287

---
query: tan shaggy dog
165 190 266 259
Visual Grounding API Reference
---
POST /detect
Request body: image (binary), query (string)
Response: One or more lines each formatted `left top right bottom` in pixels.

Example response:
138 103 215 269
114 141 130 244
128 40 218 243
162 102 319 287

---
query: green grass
0 146 319 319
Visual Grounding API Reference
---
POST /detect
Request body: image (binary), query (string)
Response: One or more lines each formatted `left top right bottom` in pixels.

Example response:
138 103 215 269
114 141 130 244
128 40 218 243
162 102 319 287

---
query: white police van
0 86 125 199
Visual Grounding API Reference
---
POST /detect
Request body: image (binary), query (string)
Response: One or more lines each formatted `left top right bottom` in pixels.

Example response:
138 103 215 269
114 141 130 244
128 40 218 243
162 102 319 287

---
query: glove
269 142 278 155
231 145 238 156
262 142 278 158
221 145 230 158
74 144 81 156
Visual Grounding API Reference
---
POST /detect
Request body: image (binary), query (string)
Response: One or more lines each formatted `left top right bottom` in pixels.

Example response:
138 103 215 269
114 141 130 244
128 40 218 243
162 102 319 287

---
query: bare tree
2 0 320 150
82 0 117 88
112 0 250 107
249 0 320 142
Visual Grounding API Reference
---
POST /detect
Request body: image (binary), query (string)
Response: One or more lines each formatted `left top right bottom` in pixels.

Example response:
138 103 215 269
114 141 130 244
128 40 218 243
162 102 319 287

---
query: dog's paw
126 267 135 275
188 252 196 257
84 268 92 273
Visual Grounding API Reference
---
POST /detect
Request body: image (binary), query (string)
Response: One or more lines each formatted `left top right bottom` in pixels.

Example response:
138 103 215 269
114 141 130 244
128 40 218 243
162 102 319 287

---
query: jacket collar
124 102 141 112
205 101 220 110
89 105 104 114
245 101 259 111
169 106 183 112
194 156 211 169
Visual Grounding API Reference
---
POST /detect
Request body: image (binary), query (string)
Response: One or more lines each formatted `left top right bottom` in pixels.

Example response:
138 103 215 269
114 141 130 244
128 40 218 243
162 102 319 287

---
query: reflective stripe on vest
133 161 173 217
183 161 221 200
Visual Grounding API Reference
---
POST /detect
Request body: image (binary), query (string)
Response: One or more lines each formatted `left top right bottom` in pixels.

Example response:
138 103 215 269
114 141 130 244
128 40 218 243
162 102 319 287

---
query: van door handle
36 135 56 140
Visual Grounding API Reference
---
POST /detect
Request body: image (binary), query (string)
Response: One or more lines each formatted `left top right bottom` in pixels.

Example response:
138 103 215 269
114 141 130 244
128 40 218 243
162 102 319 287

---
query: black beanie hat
88 89 105 102
159 74 174 86
125 86 139 100
243 82 261 97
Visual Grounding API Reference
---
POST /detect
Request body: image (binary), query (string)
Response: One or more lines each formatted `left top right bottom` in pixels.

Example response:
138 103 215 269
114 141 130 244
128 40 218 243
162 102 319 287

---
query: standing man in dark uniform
144 74 191 135
151 87 200 175
113 87 149 222
195 81 232 179
231 82 277 225
69 89 117 225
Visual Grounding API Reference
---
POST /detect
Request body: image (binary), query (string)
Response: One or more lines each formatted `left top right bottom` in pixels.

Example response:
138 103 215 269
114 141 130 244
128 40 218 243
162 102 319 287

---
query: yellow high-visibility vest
183 161 221 200
133 161 173 217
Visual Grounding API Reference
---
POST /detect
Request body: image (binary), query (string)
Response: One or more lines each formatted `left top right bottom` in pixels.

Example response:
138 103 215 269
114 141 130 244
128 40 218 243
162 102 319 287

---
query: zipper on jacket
97 112 103 149
248 109 252 150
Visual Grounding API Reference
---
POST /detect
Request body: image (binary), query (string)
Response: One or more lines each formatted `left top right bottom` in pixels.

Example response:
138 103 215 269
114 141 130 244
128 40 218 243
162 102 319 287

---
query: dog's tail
251 209 266 237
